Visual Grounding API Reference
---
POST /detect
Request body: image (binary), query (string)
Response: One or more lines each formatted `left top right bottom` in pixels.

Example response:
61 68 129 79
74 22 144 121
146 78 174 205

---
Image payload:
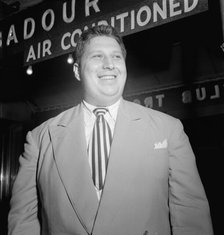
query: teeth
99 75 116 80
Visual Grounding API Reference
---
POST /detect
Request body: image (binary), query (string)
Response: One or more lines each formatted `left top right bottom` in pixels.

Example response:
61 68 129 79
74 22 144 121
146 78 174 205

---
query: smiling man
73 29 127 107
8 25 213 235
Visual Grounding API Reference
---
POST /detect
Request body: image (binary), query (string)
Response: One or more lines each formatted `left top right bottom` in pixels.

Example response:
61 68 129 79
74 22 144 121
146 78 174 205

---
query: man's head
73 25 127 107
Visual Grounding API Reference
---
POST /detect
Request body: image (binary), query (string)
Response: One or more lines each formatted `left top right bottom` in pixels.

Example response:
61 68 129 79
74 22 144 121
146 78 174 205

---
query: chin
103 87 121 96
95 96 119 107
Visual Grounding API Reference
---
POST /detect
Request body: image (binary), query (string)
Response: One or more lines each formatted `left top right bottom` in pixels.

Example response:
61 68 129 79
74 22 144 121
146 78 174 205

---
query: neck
83 97 122 107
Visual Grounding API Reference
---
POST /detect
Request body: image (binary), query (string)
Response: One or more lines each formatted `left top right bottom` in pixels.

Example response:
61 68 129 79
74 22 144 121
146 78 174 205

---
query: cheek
82 64 93 76
119 68 127 83
123 68 127 77
117 63 127 75
81 64 97 82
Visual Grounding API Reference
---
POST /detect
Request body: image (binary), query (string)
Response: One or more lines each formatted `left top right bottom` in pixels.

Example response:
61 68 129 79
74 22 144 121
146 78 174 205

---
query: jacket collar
55 98 143 128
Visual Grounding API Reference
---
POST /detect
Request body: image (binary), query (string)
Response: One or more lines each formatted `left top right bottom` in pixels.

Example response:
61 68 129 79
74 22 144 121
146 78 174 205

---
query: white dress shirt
82 99 121 199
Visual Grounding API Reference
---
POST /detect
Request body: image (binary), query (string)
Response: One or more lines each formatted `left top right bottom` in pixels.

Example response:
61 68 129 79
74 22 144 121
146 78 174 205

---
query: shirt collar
82 99 121 122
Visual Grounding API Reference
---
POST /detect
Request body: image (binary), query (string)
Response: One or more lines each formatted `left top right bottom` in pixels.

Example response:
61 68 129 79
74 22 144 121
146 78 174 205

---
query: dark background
1 0 224 234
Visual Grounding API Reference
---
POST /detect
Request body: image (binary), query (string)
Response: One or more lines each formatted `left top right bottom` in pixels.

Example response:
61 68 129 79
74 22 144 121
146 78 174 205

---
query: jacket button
143 231 149 235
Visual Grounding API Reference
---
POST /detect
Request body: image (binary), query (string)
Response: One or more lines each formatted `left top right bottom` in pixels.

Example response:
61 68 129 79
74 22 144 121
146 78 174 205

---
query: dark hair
74 24 127 65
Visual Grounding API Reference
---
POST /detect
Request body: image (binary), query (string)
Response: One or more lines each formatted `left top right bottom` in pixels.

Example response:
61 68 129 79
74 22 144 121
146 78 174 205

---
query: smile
98 75 117 80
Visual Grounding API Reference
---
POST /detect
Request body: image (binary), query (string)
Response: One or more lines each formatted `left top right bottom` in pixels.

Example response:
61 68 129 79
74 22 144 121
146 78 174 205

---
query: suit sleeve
8 131 40 235
168 119 213 235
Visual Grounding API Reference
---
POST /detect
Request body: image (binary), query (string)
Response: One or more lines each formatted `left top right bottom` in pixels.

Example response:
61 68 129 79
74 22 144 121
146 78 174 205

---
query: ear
73 63 80 81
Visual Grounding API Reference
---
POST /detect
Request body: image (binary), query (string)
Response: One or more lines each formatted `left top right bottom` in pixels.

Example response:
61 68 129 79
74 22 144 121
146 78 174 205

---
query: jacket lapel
49 104 98 234
92 100 154 234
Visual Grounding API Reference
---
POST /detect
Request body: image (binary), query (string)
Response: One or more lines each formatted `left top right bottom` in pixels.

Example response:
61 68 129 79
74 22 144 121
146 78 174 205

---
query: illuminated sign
125 77 224 118
0 0 208 65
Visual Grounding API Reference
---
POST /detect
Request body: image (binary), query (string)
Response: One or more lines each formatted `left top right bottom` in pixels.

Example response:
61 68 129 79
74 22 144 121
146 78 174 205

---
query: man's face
77 36 127 106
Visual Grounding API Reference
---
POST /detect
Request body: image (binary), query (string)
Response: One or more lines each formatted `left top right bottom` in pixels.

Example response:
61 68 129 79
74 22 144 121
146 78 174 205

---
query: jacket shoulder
124 99 179 123
29 105 80 142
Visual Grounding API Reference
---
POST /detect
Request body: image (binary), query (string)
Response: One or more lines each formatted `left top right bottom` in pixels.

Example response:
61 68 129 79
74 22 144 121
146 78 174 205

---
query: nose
103 56 114 69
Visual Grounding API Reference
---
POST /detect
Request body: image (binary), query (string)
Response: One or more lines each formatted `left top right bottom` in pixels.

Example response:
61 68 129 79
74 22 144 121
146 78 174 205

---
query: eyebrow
88 50 123 55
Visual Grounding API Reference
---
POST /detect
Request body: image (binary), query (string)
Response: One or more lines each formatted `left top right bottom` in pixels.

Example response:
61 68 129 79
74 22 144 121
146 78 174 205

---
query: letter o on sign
42 9 55 31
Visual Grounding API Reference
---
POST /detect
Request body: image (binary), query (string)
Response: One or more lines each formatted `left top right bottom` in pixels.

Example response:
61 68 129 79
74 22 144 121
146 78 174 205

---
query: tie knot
93 108 108 117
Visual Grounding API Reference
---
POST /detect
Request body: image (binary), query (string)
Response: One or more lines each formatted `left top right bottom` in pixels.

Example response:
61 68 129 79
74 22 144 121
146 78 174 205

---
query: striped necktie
89 108 112 190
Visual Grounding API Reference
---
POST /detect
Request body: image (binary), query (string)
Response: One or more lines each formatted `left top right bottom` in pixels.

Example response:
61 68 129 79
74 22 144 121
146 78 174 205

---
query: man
8 25 213 235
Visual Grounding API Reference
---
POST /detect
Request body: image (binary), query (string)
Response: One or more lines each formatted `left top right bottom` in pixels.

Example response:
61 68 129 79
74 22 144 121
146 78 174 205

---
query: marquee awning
0 0 208 65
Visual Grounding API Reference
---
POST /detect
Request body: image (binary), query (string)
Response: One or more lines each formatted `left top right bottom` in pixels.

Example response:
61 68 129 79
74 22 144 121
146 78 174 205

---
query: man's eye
93 54 102 58
113 54 122 59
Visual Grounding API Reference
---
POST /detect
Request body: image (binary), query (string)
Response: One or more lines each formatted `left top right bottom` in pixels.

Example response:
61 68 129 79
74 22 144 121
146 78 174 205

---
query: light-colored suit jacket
8 99 213 235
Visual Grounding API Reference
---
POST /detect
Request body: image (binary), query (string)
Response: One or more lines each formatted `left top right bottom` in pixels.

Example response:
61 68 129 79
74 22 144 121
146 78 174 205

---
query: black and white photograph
0 0 223 234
